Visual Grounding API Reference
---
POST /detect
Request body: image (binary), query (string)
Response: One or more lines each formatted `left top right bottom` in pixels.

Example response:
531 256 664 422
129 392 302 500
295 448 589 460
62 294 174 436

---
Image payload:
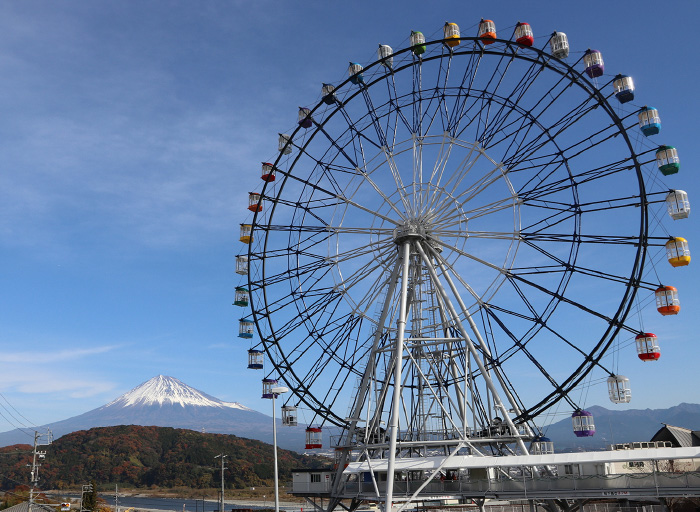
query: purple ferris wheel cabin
572 409 596 437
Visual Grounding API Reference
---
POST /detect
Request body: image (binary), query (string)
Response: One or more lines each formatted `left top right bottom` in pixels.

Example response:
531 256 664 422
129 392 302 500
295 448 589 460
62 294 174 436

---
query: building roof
651 424 700 447
2 502 58 512
2 503 30 512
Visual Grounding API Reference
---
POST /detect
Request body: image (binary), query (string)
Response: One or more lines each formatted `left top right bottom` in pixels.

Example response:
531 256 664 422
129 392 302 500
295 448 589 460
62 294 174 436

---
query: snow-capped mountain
103 375 253 410
0 376 307 451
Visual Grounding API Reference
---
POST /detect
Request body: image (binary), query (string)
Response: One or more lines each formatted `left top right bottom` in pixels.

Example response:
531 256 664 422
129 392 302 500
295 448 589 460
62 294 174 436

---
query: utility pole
114 484 122 512
214 453 227 512
80 483 93 512
28 429 52 512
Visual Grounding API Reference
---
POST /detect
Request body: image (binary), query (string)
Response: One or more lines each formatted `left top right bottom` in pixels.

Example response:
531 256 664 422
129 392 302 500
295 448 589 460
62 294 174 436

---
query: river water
53 495 302 512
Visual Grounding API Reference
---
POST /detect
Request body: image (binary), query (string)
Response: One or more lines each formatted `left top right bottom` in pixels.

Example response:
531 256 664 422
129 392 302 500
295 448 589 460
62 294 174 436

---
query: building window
311 473 321 483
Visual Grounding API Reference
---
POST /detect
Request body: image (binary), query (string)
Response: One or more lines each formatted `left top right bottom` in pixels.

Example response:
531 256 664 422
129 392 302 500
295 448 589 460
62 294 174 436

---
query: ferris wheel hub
393 219 431 244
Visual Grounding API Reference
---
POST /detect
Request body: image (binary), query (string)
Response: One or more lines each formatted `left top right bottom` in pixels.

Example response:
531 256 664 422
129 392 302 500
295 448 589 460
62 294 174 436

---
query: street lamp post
271 386 289 512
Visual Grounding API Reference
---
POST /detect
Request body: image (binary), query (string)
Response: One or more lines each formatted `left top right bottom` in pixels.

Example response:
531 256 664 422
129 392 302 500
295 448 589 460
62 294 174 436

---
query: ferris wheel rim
246 33 651 429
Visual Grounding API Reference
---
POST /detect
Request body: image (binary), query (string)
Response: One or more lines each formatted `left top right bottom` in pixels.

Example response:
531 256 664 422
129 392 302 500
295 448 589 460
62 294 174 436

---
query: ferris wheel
236 19 689 468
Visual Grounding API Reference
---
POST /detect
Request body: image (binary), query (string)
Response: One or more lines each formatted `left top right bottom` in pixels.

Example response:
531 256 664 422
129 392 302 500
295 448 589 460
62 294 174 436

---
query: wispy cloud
0 345 119 364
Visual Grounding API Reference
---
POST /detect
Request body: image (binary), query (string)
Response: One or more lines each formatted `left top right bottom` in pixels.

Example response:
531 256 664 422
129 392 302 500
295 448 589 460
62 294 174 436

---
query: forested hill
0 426 326 490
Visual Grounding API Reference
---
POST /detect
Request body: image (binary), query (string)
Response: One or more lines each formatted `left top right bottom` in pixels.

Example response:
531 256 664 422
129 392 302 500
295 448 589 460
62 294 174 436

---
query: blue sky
0 1 699 440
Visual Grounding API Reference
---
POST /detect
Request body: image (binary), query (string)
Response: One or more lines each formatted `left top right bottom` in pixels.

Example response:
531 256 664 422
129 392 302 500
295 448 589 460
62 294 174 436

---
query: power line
0 391 38 429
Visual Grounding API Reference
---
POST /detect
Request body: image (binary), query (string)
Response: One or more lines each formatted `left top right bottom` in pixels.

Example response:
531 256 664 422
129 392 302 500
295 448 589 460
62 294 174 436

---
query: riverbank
46 492 304 512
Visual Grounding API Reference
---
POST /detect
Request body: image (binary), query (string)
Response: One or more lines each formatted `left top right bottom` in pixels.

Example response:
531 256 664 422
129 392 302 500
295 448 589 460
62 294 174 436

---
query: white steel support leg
330 263 402 498
385 241 412 512
414 242 528 454
432 250 535 441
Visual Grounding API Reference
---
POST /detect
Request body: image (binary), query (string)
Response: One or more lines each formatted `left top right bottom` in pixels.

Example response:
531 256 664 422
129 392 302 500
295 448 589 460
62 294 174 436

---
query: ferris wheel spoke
521 193 647 215
517 232 645 248
546 260 659 292
507 271 622 327
442 159 509 211
434 48 455 133
334 253 395 300
386 73 415 142
445 196 517 223
337 104 384 152
446 50 482 135
473 54 520 144
328 239 395 266
429 238 593 330
519 208 578 233
278 320 364 424
250 256 331 288
381 147 413 214
436 139 489 197
360 86 391 148
479 302 558 373
478 55 549 147
500 96 601 169
425 131 454 190
516 157 636 202
492 68 585 158
260 287 339 335
413 56 451 137
425 138 482 213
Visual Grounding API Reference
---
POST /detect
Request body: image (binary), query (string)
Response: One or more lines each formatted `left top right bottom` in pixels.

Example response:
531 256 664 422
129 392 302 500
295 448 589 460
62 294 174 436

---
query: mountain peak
102 375 252 411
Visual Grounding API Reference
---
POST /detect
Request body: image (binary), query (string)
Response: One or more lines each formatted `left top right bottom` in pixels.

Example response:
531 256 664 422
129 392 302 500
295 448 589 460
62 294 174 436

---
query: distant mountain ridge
0 375 307 451
543 402 700 452
1 375 697 454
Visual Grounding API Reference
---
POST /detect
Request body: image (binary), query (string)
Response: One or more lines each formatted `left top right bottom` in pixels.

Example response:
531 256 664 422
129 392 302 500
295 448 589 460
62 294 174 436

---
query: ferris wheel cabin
239 318 254 338
261 162 276 182
639 106 661 136
550 32 569 59
443 22 460 47
240 224 253 244
322 83 336 105
656 145 680 175
235 255 248 275
234 286 249 307
348 62 364 85
298 107 312 129
305 427 323 449
262 378 278 399
655 285 680 315
636 332 661 361
666 190 690 220
514 22 534 47
247 349 264 370
666 237 691 267
613 74 635 103
607 375 631 404
282 406 298 426
572 409 596 437
378 44 393 68
478 19 496 44
410 31 426 55
278 134 292 155
248 192 262 212
583 49 604 78
531 436 554 455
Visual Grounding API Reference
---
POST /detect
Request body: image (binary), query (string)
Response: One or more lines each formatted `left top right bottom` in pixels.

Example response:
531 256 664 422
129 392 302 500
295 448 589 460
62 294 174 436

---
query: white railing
339 472 700 498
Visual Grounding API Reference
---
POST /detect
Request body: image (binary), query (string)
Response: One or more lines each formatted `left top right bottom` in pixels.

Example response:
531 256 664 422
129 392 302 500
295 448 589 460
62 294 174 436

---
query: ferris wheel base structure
291 448 700 511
